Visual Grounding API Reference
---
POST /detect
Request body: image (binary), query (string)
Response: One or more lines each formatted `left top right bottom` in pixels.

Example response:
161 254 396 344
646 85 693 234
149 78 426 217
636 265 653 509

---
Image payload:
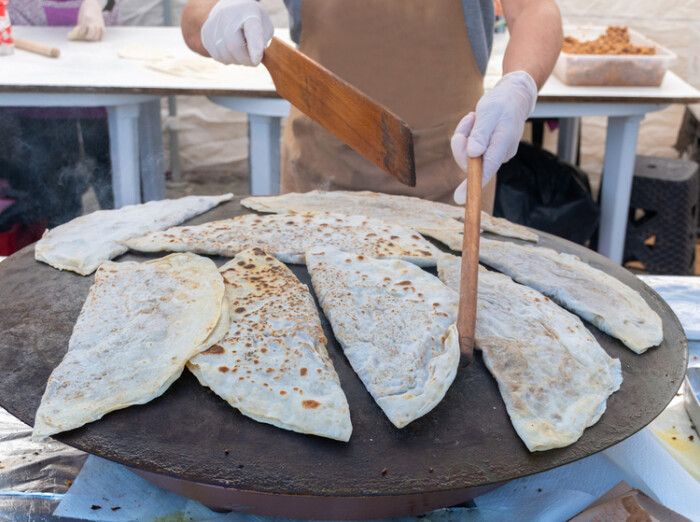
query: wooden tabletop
2 26 699 105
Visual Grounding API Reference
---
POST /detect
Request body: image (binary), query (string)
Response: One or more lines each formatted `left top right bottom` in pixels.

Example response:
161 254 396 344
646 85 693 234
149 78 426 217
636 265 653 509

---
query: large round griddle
0 199 687 519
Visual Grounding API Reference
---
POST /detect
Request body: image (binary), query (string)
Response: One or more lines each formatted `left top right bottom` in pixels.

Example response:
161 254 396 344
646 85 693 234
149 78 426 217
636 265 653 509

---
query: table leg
248 114 281 196
107 104 141 208
138 99 165 202
557 117 580 165
597 115 643 264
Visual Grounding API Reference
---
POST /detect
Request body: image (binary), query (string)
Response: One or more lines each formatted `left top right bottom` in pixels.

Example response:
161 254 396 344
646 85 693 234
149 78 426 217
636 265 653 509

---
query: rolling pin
13 37 60 58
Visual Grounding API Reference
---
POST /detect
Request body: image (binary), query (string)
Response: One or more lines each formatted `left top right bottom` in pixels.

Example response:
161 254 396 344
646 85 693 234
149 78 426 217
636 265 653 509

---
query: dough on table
117 44 176 61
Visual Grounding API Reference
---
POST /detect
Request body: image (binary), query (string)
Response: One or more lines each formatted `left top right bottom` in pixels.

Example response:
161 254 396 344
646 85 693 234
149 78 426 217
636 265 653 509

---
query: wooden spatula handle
457 156 482 367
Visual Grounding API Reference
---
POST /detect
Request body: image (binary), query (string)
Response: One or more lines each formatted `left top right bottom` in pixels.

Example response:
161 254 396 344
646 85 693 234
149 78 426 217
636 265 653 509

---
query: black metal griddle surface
0 199 688 498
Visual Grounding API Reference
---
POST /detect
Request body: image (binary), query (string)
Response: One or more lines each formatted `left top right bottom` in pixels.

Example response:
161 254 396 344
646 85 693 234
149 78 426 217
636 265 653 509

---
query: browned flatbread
126 211 440 266
241 190 538 248
187 248 352 441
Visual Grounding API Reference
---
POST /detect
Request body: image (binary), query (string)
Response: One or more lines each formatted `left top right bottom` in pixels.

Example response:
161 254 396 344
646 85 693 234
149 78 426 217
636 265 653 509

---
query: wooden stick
457 156 482 367
13 37 60 59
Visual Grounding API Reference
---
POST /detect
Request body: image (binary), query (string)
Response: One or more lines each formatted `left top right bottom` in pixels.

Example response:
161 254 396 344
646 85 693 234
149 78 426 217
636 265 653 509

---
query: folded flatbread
478 239 663 353
479 213 538 243
438 254 622 451
33 253 228 439
188 248 352 441
241 190 538 246
35 193 233 276
126 211 440 267
306 246 459 428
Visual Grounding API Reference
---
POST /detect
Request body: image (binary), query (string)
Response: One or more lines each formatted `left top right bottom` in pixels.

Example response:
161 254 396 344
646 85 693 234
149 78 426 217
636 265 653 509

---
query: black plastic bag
494 142 599 245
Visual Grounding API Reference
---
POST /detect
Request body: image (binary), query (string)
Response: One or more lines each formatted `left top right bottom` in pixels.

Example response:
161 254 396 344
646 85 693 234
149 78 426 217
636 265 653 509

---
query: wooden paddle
261 37 416 187
457 156 483 366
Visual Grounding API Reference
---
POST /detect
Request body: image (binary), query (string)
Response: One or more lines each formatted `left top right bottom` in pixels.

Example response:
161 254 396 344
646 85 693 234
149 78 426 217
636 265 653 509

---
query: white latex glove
201 0 274 66
68 0 105 42
451 71 538 205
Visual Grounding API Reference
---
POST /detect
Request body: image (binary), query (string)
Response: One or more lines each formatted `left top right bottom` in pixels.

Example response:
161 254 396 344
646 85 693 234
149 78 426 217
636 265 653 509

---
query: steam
0 112 117 228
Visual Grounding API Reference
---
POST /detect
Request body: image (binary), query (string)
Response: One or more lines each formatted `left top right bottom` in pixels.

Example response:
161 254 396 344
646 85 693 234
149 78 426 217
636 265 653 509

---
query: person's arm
452 0 562 203
181 0 274 66
182 0 218 57
501 0 562 89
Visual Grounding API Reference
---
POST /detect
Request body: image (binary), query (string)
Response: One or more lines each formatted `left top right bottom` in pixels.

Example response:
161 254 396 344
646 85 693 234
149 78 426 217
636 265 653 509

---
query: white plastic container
554 25 676 87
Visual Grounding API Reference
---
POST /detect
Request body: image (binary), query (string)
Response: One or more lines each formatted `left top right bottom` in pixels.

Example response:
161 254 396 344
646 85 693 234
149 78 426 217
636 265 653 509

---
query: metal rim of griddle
0 199 688 519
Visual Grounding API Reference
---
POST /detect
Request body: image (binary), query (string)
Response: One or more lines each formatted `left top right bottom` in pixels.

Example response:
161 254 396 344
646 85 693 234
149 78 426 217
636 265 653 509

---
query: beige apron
280 0 496 209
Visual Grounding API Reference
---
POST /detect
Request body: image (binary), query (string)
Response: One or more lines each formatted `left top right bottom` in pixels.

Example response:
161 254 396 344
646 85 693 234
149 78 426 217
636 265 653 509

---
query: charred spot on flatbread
186 248 352 442
201 344 225 355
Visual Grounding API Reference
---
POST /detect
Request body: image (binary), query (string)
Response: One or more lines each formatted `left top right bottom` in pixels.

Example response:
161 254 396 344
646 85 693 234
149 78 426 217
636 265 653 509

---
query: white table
0 26 285 208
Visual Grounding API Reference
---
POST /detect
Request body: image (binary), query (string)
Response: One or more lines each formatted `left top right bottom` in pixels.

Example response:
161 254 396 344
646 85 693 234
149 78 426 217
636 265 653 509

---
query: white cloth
638 276 700 341
52 455 214 521
605 429 700 519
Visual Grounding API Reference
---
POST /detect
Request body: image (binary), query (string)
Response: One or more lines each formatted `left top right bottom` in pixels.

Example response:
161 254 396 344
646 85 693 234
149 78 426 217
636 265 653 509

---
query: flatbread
126 211 440 267
146 56 224 77
145 55 273 85
438 254 622 452
306 246 459 428
187 248 352 441
35 194 233 276
33 253 228 439
118 44 176 61
478 238 663 353
67 26 88 41
241 190 538 247
479 213 538 243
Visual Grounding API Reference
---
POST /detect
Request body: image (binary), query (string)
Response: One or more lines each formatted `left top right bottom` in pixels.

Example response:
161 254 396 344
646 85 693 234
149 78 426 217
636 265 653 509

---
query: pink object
0 0 13 55
7 0 79 26
0 198 15 214
43 4 80 27
8 0 120 27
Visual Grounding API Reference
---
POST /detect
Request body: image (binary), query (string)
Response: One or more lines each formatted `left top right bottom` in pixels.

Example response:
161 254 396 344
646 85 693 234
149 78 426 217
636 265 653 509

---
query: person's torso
283 0 494 76
280 0 491 203
8 0 120 27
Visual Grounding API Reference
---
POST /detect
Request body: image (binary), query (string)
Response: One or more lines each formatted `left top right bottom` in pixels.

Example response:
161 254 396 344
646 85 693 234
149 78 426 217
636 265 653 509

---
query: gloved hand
201 0 274 66
68 0 105 41
451 70 538 205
